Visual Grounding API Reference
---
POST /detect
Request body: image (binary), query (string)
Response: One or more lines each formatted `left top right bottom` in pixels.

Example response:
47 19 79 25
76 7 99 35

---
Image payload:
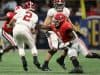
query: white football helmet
53 0 65 11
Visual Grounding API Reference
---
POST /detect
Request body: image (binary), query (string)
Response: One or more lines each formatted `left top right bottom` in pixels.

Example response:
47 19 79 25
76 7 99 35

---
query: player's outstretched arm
36 24 51 30
8 18 16 28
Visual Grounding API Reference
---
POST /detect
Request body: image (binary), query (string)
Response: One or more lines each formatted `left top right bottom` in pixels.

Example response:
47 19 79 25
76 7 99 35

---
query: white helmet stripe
30 1 31 8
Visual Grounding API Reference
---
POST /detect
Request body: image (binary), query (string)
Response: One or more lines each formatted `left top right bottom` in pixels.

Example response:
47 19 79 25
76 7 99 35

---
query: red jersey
51 21 73 43
2 12 15 33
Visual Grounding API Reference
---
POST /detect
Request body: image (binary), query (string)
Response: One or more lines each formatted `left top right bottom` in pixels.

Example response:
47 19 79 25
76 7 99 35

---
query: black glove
67 42 73 47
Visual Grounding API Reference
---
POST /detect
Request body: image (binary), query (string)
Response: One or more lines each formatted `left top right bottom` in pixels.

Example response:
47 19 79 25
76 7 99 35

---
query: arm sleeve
33 14 38 23
65 8 70 18
47 9 54 17
31 14 38 28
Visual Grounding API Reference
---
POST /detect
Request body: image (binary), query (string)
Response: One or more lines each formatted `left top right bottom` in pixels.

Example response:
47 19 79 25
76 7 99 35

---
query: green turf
0 50 100 75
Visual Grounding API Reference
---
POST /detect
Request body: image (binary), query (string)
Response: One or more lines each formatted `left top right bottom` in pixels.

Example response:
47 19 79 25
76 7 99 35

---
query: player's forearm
8 19 15 27
43 16 52 26
37 24 51 30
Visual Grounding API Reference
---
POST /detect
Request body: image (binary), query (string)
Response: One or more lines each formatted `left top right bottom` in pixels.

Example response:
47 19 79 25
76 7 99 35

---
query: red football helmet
6 12 15 19
53 0 65 11
54 13 66 27
54 13 66 23
23 1 36 11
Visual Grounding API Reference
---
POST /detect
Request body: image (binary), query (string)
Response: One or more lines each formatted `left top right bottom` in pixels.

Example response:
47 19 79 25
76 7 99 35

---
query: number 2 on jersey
23 11 32 21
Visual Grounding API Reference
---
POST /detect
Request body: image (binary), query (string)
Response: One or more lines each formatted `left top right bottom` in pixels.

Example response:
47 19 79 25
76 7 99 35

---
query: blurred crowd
0 0 100 17
0 0 17 16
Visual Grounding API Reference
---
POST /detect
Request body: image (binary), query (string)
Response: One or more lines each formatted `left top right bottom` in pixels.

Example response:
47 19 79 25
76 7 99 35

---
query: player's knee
50 46 58 51
48 49 57 56
68 48 77 58
31 47 38 56
19 49 25 56
70 56 77 60
0 49 3 53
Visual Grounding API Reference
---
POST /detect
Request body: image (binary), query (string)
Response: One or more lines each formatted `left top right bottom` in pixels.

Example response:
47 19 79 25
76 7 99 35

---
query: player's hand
31 28 36 34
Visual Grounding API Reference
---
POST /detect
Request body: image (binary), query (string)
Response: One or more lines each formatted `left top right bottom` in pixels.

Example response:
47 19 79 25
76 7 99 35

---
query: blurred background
0 0 100 49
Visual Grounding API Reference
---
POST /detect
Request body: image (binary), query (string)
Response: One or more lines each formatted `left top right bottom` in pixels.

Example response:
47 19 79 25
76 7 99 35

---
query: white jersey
14 9 38 29
13 9 38 57
47 7 70 20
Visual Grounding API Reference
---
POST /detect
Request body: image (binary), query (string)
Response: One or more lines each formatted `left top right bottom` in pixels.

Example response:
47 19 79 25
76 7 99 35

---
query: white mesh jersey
47 7 70 20
14 9 38 29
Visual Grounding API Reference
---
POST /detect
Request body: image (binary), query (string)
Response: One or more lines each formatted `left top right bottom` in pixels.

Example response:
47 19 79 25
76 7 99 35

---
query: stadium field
0 50 100 75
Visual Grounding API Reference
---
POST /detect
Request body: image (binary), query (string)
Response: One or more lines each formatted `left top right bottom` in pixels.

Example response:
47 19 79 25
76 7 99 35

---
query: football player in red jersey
41 0 71 71
40 0 84 73
40 0 100 73
50 13 74 43
44 12 100 72
41 13 83 73
0 11 17 61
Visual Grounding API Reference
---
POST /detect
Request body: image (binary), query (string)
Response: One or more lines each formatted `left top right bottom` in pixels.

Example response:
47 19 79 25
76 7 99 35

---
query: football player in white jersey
8 1 41 71
41 0 83 73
